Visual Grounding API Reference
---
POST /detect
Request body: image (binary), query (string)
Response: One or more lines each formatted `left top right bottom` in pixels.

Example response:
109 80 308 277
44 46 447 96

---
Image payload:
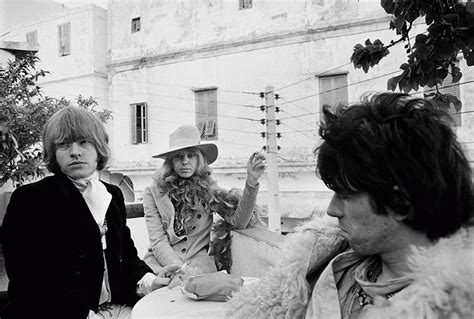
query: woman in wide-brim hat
142 124 266 288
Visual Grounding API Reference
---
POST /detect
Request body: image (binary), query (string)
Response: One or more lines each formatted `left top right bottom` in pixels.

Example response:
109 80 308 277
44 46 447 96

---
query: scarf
69 171 112 305
161 173 261 271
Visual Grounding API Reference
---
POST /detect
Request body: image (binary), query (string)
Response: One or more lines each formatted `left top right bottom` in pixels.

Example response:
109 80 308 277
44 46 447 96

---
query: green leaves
0 54 112 187
387 74 404 92
350 39 389 73
353 0 474 112
426 92 462 113
451 64 462 83
76 95 113 123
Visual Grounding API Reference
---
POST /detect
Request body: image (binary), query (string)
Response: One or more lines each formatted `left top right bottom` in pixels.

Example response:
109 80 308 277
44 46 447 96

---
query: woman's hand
151 264 181 291
167 275 183 289
168 264 203 289
167 262 195 289
178 265 200 280
246 151 266 186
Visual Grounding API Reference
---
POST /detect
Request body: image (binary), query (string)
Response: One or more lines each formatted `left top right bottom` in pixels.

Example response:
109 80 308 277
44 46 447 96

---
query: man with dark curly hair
227 93 473 319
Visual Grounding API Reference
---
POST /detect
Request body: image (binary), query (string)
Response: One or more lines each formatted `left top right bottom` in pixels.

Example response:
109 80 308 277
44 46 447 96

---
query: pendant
99 220 108 237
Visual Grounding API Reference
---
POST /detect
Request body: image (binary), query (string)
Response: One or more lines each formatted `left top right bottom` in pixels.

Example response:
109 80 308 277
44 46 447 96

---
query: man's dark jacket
1 173 152 319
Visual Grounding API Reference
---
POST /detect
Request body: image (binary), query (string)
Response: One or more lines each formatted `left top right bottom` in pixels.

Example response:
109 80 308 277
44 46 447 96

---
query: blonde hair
42 106 110 174
155 147 212 189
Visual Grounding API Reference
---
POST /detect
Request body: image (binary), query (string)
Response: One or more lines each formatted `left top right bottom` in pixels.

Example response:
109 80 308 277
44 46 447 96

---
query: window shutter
143 103 148 143
240 0 252 9
131 104 137 144
319 74 348 111
58 23 71 55
195 89 218 140
320 77 333 108
58 24 63 55
195 92 207 123
197 118 206 137
64 22 71 55
207 90 217 117
204 118 216 136
131 18 141 33
333 75 348 105
26 31 37 45
207 90 217 139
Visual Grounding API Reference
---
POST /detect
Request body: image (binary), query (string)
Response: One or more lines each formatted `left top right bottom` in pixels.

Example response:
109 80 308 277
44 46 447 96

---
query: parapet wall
230 227 285 277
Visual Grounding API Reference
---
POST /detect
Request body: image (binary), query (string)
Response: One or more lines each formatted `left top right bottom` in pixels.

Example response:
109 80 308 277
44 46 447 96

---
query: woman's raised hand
246 151 266 186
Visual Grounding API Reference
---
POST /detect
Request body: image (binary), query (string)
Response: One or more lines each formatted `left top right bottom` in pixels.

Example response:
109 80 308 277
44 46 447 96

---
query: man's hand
168 264 201 289
167 275 183 289
151 264 181 291
246 151 266 187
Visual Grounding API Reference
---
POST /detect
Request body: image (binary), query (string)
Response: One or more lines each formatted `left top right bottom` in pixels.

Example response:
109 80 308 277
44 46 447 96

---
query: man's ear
391 210 409 222
390 185 411 221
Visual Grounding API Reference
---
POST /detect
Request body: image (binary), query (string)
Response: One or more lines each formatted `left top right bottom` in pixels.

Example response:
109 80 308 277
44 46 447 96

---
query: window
131 17 141 33
194 88 218 141
58 22 71 56
319 74 348 110
131 103 148 144
26 30 37 45
239 0 252 9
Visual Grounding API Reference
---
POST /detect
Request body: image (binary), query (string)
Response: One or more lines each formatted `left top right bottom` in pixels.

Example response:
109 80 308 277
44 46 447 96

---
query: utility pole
265 86 281 234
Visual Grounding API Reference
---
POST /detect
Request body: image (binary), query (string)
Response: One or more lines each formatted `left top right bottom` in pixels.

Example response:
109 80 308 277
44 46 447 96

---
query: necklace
356 260 395 308
356 288 396 308
99 219 108 237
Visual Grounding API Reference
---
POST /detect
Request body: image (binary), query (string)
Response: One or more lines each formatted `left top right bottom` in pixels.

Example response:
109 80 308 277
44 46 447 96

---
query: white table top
132 277 259 319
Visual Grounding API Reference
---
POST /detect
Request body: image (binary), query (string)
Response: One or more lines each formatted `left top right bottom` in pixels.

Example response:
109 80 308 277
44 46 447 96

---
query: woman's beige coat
142 181 259 273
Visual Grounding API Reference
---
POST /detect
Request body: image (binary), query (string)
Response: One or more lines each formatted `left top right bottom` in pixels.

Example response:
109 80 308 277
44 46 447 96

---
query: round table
132 277 259 319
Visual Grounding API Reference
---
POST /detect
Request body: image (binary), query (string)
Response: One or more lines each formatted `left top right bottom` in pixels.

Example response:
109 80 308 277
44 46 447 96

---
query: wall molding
107 17 390 73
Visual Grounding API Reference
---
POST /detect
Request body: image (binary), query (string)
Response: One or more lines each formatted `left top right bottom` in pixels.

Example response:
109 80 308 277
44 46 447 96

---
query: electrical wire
273 29 423 93
423 80 474 95
279 70 401 107
280 121 316 141
283 129 318 134
45 79 474 140
278 102 316 129
275 62 352 91
44 89 262 122
40 78 261 109
278 78 474 121
110 77 261 95
110 108 265 139
280 135 310 149
47 69 262 96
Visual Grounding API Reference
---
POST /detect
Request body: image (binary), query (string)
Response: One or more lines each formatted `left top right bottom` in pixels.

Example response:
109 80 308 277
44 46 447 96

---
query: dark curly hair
316 92 473 240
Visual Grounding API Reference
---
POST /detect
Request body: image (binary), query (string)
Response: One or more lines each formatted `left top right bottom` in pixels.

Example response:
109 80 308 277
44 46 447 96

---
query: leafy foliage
351 0 474 111
0 54 111 187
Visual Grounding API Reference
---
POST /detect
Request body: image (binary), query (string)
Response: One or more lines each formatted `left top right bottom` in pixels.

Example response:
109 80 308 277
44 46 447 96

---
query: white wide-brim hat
152 125 218 164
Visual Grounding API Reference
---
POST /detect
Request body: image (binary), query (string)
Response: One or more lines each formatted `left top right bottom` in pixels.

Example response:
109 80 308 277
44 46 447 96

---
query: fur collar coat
226 218 474 319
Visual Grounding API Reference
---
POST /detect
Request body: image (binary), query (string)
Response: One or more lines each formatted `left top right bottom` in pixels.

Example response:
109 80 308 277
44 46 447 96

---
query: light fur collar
226 218 473 319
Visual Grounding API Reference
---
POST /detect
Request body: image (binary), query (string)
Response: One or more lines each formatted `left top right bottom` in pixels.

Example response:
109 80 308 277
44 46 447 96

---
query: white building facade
0 3 111 221
1 0 473 221
106 0 474 212
1 4 108 111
